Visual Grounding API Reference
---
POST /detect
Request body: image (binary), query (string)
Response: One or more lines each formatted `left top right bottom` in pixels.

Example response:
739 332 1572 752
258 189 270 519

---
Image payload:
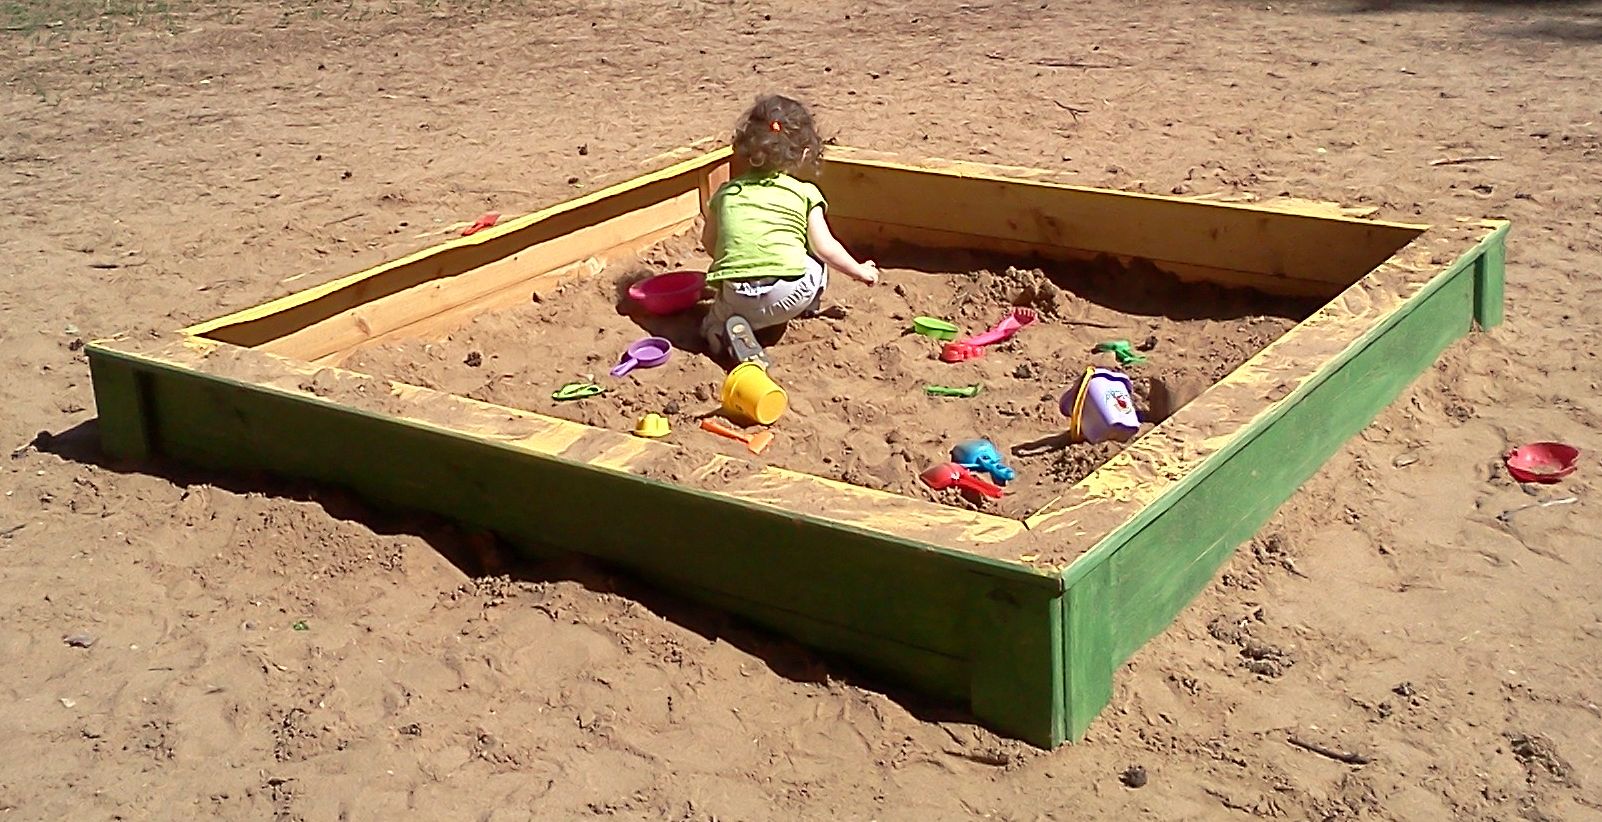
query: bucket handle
1066 366 1095 443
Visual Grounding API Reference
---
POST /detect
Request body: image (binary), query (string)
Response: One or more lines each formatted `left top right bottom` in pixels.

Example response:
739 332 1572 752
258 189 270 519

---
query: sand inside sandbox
342 234 1320 519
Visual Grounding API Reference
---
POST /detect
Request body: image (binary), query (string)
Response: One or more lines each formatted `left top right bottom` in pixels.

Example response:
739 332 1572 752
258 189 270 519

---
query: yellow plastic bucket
720 362 788 425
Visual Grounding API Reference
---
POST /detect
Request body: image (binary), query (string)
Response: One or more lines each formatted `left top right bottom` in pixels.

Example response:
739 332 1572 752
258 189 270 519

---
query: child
700 94 879 362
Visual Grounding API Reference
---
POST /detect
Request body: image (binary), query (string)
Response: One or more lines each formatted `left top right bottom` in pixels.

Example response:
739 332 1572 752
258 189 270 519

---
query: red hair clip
768 120 783 133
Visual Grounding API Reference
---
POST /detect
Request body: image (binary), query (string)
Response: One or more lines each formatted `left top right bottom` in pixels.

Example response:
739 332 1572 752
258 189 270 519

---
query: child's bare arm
806 207 878 284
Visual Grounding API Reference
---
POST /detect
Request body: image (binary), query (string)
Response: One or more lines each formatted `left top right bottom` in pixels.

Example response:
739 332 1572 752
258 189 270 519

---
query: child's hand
852 260 880 285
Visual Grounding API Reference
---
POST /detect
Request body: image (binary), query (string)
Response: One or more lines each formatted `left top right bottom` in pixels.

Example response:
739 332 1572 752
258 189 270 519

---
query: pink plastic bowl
1505 442 1580 484
628 270 706 316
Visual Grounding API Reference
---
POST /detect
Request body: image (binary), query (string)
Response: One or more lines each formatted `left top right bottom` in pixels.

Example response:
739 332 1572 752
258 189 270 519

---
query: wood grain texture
186 148 730 347
260 194 697 362
821 151 1427 285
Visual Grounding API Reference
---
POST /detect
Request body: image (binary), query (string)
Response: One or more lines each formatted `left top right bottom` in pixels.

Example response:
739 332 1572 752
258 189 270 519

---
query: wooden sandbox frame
86 143 1508 748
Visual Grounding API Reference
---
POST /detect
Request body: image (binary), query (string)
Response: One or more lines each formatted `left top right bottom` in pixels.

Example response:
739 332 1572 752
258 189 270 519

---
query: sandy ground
3 0 1602 819
343 238 1314 518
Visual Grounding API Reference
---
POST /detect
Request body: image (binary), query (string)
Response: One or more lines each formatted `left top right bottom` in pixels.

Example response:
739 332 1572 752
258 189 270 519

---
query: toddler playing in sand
700 94 879 361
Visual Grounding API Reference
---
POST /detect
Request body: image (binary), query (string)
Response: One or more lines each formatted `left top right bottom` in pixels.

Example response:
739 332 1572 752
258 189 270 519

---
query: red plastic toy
939 308 1037 363
627 270 707 316
461 211 500 236
1505 442 1580 484
920 462 1004 498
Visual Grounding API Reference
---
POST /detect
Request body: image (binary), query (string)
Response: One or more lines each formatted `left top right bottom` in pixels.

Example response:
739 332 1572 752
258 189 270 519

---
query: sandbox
86 143 1508 747
339 235 1321 520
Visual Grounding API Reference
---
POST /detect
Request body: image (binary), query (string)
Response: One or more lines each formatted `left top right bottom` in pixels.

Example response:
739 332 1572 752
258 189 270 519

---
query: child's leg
708 267 826 334
745 258 826 327
797 255 829 318
701 288 738 356
701 261 828 356
700 288 771 366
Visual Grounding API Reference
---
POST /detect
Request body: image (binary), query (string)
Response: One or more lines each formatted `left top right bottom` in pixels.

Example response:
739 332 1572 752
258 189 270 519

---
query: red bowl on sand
628 270 706 316
1505 442 1580 483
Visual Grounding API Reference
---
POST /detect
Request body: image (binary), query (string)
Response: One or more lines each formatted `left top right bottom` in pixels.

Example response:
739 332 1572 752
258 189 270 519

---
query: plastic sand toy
1505 442 1580 483
700 417 774 455
633 413 672 438
912 316 960 341
920 462 1004 498
924 384 982 398
1094 339 1147 366
951 438 1018 485
610 336 672 378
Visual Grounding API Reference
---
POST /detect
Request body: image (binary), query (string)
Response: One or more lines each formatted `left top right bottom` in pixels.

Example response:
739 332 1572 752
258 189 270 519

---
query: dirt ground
4 0 1602 819
343 235 1314 518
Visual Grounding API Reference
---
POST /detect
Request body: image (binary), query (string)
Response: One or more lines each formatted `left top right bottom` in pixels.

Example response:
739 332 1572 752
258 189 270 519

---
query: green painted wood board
1474 227 1508 329
1057 234 1495 740
86 343 1071 745
969 583 1067 746
1062 560 1115 742
87 355 155 461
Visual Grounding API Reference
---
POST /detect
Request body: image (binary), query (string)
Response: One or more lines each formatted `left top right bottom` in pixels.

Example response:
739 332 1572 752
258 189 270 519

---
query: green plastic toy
552 382 605 401
1094 340 1147 366
925 384 982 398
912 317 960 341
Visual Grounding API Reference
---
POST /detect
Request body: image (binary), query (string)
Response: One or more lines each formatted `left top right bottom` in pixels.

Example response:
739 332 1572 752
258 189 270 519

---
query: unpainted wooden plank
699 158 731 210
830 216 1342 298
827 146 1058 182
319 215 700 365
186 151 725 346
259 190 699 361
313 256 607 367
823 157 1425 285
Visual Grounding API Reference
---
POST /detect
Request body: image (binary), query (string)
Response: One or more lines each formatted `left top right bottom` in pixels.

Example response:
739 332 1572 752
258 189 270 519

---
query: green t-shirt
705 172 826 284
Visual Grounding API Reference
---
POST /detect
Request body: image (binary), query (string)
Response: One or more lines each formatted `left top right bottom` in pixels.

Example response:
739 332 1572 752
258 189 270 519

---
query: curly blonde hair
731 94 824 179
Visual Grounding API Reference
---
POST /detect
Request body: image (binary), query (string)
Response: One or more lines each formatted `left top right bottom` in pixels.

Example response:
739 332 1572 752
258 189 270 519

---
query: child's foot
702 315 727 358
723 314 771 369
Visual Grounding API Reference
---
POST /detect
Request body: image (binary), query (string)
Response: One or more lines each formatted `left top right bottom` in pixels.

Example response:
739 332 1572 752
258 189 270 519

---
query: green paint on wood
1474 224 1508 329
968 584 1066 748
87 352 155 461
666 576 971 702
83 345 1057 734
1062 559 1114 741
1057 261 1479 740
